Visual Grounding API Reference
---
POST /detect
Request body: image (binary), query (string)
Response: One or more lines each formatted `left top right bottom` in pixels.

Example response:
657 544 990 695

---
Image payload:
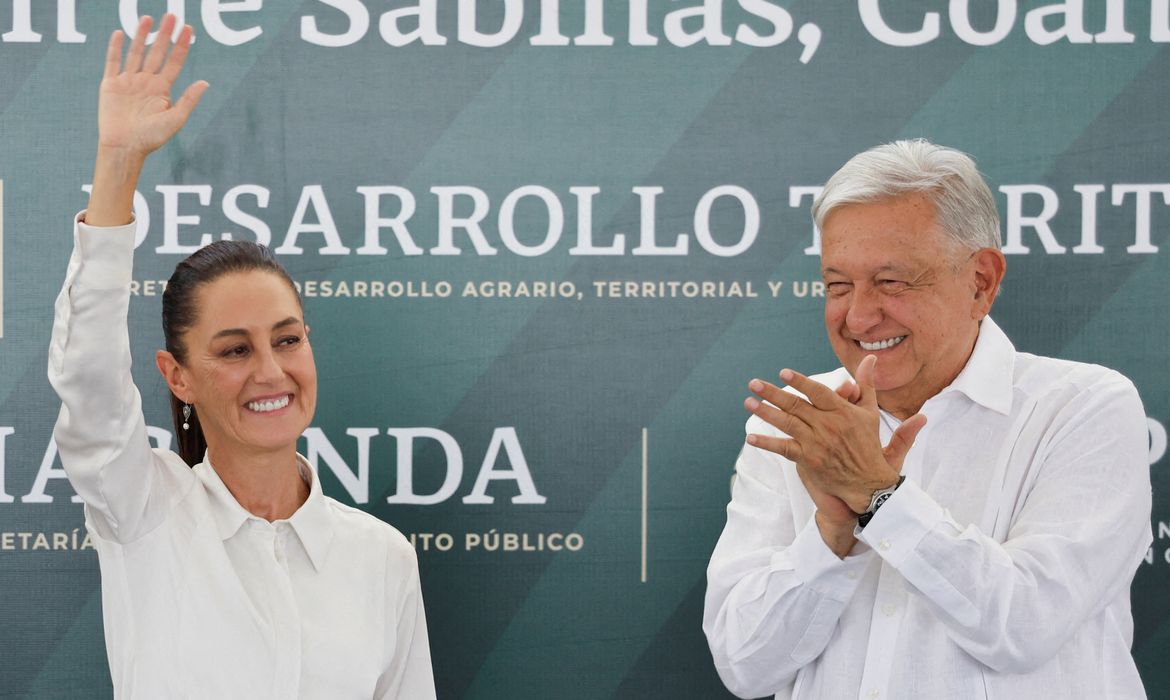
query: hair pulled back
162 240 301 466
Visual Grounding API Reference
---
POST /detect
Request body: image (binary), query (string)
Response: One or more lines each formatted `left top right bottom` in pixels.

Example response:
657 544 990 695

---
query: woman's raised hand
99 14 207 157
86 14 207 227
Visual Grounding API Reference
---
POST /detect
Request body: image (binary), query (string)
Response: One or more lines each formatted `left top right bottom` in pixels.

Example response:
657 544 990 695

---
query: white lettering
202 0 263 47
1149 418 1167 465
1000 184 1067 254
22 439 81 504
693 185 759 257
858 0 939 47
949 0 1015 46
790 185 824 255
386 428 464 505
379 0 446 46
568 186 624 255
663 0 733 47
463 427 546 504
430 186 497 255
275 185 350 254
631 187 687 255
304 427 378 504
0 427 14 503
301 0 369 47
355 186 423 255
457 0 523 47
223 184 272 246
498 185 564 257
1111 184 1168 254
155 184 214 254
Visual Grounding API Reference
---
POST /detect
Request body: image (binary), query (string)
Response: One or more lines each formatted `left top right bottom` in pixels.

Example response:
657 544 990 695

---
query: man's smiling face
820 192 989 419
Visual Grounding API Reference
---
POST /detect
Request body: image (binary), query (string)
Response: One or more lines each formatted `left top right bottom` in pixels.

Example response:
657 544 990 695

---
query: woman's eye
222 345 248 358
278 335 302 347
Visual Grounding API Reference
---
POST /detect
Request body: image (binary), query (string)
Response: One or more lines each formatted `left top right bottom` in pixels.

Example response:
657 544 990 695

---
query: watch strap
857 475 905 529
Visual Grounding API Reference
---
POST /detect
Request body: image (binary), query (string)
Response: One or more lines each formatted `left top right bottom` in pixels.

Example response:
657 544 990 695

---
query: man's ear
156 350 193 403
971 248 1007 319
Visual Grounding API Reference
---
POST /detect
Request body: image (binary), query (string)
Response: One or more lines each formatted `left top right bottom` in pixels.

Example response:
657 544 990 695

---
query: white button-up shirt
49 218 436 699
704 318 1152 699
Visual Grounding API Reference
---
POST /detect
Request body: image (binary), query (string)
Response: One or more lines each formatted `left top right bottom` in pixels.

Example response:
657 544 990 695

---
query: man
703 140 1151 699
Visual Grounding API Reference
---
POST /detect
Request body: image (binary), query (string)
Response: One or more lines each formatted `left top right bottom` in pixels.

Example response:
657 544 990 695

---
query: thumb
884 413 926 468
165 80 209 132
855 354 879 408
835 378 861 403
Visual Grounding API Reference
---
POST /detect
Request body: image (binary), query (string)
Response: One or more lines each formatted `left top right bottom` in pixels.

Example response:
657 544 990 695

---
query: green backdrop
1 2 1168 698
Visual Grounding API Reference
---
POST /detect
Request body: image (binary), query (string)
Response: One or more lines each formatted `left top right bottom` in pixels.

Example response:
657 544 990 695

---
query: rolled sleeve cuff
787 514 872 602
855 477 944 568
75 211 137 290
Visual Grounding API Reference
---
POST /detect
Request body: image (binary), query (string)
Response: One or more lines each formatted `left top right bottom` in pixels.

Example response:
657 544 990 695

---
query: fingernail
748 379 763 392
779 369 793 382
746 435 758 446
745 397 760 411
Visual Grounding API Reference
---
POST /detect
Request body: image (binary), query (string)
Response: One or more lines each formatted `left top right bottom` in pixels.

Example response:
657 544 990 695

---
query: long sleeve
47 214 193 543
704 407 872 699
375 542 437 700
856 372 1152 674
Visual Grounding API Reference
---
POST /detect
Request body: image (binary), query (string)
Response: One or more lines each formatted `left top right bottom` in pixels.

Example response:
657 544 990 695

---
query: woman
49 15 436 699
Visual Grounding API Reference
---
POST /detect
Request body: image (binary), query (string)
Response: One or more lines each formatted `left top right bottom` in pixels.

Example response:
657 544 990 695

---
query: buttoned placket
251 519 303 699
853 399 946 700
855 411 898 700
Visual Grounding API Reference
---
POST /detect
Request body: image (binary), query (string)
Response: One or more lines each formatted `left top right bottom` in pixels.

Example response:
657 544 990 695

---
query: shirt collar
196 454 335 572
935 316 1016 415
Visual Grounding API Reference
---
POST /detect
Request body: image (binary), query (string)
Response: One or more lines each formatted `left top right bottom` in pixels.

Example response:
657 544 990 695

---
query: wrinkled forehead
820 196 961 271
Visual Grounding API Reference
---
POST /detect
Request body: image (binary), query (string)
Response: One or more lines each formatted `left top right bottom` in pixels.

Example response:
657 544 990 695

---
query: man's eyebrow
821 264 914 276
211 317 302 340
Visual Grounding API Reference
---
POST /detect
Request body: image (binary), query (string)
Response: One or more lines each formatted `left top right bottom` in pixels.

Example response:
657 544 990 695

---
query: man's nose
845 287 883 333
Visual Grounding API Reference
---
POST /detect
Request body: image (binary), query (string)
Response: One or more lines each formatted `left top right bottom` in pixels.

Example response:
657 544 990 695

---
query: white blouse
49 216 436 700
704 317 1152 700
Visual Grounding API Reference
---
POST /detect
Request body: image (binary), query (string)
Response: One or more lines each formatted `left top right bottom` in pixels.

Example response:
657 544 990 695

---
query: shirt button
846 570 860 580
878 539 891 552
868 688 880 698
881 603 897 616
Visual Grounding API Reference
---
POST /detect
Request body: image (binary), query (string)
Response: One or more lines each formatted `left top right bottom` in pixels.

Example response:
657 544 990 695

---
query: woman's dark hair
162 240 301 466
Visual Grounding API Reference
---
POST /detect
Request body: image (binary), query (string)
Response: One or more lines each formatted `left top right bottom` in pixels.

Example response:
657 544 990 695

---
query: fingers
744 394 811 441
124 15 152 73
884 413 927 468
854 354 879 408
170 80 209 124
142 13 177 74
745 433 803 462
835 378 860 403
159 23 195 85
749 378 816 421
778 368 841 409
104 30 124 78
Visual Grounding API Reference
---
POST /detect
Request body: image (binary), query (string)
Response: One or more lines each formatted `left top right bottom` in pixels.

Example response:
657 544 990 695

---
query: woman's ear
156 350 193 403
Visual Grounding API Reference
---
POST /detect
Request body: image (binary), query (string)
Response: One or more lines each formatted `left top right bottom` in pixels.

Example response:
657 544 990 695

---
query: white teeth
247 395 290 413
859 336 906 351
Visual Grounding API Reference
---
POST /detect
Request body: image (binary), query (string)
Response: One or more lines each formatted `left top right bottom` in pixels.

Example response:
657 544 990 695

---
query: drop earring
182 404 192 431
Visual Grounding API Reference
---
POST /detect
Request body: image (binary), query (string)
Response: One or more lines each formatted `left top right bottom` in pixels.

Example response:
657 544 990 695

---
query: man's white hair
811 139 1001 253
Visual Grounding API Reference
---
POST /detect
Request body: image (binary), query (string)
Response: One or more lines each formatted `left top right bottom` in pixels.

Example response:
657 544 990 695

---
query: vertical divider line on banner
642 427 649 583
0 179 4 339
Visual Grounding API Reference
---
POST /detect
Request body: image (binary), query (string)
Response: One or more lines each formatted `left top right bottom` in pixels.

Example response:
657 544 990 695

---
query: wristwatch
857 475 905 529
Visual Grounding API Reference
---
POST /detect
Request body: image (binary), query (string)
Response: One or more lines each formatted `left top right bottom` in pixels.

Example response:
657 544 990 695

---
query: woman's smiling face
174 270 316 459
